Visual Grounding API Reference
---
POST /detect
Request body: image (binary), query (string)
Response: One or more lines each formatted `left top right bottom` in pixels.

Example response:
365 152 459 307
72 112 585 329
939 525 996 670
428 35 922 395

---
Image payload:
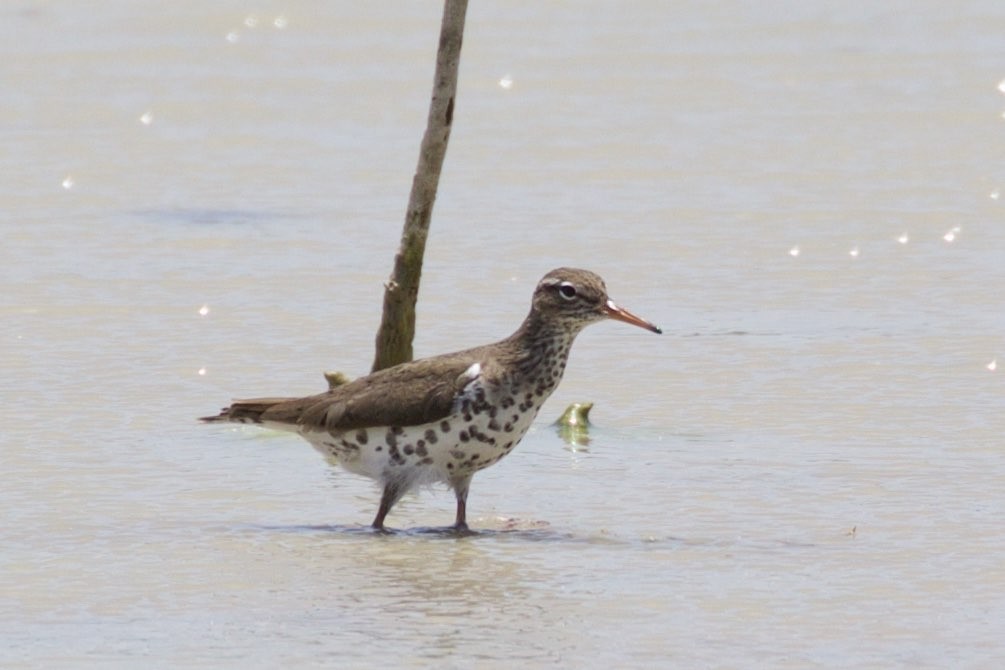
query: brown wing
295 357 481 431
202 350 487 431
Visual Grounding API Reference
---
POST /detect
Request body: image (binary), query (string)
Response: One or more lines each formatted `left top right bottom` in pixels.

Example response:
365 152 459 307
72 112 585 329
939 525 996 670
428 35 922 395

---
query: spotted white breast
299 361 550 491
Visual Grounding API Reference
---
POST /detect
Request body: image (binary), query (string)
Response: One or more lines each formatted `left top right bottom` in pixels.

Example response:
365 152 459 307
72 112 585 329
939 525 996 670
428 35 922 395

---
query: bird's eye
558 282 577 300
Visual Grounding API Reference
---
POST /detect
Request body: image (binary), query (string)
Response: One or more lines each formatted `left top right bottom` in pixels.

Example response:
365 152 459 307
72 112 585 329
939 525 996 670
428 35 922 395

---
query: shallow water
4 1 1005 667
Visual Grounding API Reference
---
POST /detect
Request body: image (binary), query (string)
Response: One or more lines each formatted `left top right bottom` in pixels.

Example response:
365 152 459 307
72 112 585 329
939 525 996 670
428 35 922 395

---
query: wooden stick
372 0 469 372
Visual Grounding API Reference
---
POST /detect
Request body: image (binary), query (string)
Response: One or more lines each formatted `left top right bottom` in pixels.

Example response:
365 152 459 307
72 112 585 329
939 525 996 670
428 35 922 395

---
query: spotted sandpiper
201 267 661 531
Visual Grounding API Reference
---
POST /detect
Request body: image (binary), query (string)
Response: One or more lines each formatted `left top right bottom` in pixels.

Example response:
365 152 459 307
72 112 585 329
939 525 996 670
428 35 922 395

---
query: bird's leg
372 481 404 531
451 475 473 532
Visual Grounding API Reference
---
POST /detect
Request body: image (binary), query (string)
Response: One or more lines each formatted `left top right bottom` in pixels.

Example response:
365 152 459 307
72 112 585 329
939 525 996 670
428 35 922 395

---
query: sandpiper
201 267 661 531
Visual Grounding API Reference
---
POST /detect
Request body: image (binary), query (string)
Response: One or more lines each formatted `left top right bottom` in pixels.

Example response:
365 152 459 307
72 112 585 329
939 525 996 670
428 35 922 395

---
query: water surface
3 2 1004 667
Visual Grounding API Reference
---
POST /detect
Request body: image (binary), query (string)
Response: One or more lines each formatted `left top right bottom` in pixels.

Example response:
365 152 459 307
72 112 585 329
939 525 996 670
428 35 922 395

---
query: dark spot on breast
488 419 501 431
403 445 414 456
416 444 428 457
440 420 451 433
458 430 470 443
385 430 397 448
355 430 368 445
424 429 437 444
420 457 434 465
375 446 383 452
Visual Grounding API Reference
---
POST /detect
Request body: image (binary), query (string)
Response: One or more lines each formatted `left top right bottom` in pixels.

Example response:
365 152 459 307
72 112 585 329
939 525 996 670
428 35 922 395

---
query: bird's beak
603 300 662 334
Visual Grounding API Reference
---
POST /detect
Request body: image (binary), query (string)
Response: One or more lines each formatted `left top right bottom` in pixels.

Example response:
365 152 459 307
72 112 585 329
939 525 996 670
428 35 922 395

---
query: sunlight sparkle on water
499 75 514 90
849 246 860 258
943 226 960 243
897 233 909 244
988 359 997 371
198 304 210 316
788 245 800 257
61 175 74 190
139 110 153 125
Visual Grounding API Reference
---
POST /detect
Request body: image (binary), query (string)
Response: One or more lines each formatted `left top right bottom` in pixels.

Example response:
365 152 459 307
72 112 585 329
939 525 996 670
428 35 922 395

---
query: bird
201 267 661 531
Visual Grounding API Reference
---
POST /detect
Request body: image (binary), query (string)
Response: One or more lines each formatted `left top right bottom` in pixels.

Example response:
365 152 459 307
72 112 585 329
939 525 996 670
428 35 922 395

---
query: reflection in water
231 524 579 663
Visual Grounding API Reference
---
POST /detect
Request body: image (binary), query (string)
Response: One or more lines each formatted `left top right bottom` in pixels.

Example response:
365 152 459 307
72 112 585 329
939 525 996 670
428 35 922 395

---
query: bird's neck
501 310 582 389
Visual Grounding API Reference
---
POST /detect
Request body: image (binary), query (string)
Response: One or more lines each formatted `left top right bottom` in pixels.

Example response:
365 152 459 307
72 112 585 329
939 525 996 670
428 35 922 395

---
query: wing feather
202 352 488 431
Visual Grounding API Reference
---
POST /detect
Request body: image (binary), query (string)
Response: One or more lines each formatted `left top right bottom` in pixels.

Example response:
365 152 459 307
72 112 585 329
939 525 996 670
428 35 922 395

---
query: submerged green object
555 402 593 428
554 402 593 450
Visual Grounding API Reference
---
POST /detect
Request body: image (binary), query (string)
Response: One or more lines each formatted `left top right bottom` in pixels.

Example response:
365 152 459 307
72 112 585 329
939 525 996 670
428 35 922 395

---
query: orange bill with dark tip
603 300 662 334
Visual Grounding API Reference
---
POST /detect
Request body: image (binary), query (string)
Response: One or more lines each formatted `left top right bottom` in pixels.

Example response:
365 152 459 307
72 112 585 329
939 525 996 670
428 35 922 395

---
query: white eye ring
558 282 577 300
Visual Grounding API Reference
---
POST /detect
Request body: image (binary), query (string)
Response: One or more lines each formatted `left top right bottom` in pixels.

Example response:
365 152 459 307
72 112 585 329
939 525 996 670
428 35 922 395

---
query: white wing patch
460 362 482 383
452 362 484 414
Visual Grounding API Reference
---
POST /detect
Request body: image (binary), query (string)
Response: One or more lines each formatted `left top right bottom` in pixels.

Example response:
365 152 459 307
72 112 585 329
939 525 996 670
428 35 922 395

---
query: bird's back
200 346 495 433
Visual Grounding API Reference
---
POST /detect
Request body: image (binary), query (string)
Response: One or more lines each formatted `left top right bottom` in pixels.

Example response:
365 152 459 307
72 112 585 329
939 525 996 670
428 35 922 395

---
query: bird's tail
199 397 299 426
